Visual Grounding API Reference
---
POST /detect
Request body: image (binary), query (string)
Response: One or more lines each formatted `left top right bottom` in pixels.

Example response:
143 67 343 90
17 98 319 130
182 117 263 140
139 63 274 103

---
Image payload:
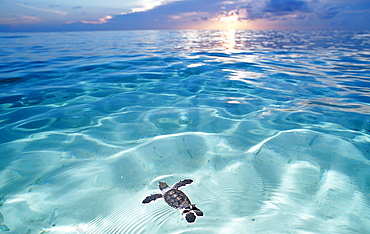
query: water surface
0 30 369 233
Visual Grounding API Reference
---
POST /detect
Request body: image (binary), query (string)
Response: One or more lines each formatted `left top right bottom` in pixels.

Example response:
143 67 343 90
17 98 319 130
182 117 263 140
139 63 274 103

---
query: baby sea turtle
142 179 203 223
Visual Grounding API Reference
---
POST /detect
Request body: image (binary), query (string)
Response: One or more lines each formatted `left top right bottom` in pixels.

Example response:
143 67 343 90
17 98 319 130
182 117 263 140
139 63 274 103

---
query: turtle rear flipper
185 212 196 223
192 205 203 216
181 205 203 223
194 210 203 216
142 193 162 204
172 179 193 189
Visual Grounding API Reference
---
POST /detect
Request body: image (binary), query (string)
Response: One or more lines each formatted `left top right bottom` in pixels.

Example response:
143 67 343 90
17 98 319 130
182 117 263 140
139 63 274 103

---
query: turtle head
158 182 169 190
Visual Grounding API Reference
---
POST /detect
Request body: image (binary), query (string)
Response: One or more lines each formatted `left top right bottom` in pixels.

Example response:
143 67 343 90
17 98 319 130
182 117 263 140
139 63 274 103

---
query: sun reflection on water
222 29 236 51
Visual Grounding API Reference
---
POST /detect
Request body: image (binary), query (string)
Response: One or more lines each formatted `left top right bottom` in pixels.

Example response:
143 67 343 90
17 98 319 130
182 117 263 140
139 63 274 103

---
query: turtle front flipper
172 179 193 189
142 193 163 204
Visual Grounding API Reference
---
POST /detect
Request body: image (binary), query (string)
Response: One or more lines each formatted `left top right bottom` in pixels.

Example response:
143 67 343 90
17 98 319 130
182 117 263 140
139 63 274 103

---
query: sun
217 15 241 30
220 15 239 22
201 14 255 30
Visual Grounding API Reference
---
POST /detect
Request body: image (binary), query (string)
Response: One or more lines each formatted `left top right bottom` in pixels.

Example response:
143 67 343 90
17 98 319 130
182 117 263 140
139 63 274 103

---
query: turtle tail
182 205 203 223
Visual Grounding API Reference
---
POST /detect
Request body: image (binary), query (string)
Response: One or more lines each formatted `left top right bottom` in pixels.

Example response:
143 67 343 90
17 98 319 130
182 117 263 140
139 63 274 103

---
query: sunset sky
1 0 369 32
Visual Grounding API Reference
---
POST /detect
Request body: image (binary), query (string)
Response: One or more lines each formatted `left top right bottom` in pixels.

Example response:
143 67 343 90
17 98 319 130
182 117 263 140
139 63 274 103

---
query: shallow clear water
0 30 369 233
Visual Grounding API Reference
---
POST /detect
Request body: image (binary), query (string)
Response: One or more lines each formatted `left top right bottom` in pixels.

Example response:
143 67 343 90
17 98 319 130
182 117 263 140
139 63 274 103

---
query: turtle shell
164 189 191 208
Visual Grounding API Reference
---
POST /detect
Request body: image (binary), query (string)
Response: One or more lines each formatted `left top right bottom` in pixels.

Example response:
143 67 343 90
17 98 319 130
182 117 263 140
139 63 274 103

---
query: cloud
102 0 219 29
80 15 113 24
98 0 344 29
1 0 368 32
0 15 40 25
131 0 179 13
317 6 340 19
236 0 341 21
15 3 68 16
264 0 311 14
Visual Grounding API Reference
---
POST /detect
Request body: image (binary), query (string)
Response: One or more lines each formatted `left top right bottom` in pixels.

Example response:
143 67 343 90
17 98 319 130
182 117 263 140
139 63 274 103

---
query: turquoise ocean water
0 30 369 233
